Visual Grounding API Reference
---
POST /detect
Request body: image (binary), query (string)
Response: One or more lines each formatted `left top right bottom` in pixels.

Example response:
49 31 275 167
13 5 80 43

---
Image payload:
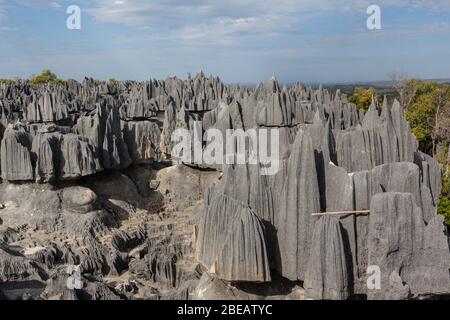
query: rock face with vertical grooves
368 193 419 300
403 215 450 297
123 121 161 164
102 106 132 170
30 129 101 182
25 92 69 123
304 216 350 300
1 125 34 181
275 129 321 281
196 190 271 282
59 134 101 180
368 192 450 300
336 128 383 172
31 130 60 182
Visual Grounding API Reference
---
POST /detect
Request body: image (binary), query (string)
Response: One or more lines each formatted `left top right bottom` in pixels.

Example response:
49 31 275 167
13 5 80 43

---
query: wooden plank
311 210 370 217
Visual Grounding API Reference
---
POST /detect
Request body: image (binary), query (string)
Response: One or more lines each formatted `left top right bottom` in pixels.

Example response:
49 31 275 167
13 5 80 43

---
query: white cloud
85 0 310 46
85 0 450 27
14 0 62 10
83 0 450 46
49 2 62 10
86 0 338 27
178 15 295 45
0 0 61 22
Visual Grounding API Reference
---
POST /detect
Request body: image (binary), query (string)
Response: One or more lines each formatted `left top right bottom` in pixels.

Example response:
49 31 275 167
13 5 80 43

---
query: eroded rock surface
0 74 448 300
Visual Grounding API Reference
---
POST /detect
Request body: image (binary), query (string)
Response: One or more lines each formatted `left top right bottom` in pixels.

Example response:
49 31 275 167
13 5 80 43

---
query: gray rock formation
123 120 161 164
304 216 350 300
59 134 102 180
1 125 34 181
0 243 47 283
0 74 448 300
275 129 321 281
368 192 450 299
196 190 271 282
102 106 132 170
25 92 69 123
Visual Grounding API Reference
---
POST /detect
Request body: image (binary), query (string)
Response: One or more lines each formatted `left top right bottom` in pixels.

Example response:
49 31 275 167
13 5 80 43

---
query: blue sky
0 0 450 83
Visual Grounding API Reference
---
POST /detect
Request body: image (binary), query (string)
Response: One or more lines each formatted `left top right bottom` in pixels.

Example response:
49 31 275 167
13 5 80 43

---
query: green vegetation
403 81 450 155
405 83 436 152
348 87 376 111
0 76 19 84
30 69 64 85
438 172 450 226
437 146 450 226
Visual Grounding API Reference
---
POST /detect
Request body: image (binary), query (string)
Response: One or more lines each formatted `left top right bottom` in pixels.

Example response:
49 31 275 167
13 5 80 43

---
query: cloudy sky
0 0 450 83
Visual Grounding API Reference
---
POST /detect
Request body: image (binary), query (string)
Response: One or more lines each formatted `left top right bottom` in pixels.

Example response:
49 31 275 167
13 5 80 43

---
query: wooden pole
311 210 370 217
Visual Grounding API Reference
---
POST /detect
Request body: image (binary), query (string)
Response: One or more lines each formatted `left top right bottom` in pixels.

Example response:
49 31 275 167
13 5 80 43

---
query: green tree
438 172 450 226
348 87 376 111
405 88 435 153
30 69 64 85
0 76 17 84
404 81 450 155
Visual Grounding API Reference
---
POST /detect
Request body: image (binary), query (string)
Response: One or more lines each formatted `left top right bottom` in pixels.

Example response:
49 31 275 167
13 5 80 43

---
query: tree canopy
348 87 375 112
403 81 450 156
30 69 64 85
